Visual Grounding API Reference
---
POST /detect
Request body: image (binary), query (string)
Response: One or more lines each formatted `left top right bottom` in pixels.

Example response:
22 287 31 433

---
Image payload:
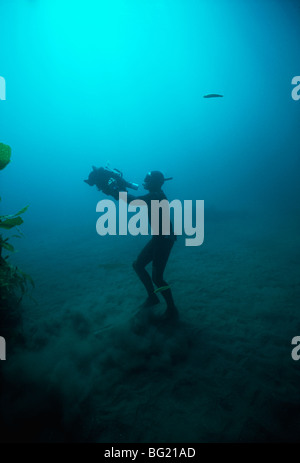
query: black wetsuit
127 190 176 309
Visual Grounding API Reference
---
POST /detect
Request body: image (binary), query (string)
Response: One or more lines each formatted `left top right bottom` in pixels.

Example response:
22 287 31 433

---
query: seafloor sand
1 212 300 442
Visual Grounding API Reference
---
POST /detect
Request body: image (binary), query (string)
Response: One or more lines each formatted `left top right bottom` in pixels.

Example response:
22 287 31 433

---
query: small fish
203 94 224 98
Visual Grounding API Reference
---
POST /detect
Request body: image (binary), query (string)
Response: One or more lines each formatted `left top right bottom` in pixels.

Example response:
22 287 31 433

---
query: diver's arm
108 189 146 204
121 192 150 206
106 178 148 204
107 178 151 205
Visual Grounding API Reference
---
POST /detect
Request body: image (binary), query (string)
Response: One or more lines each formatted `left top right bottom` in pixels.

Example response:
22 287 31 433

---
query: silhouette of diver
112 171 178 321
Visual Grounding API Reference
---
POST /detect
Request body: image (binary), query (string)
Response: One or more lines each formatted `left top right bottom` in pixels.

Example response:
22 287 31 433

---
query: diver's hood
143 171 173 189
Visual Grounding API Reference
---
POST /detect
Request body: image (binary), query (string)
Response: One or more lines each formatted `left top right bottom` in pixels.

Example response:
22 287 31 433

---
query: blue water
1 0 300 443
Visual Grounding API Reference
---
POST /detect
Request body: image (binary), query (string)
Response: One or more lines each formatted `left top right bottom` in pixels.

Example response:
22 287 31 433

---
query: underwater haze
1 0 300 443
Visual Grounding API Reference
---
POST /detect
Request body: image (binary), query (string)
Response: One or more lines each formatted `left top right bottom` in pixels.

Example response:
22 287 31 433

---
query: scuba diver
113 171 178 321
126 171 178 321
85 167 178 321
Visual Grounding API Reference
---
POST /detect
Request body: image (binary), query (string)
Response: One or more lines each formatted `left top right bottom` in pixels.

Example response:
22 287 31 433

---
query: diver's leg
133 240 160 307
152 239 178 318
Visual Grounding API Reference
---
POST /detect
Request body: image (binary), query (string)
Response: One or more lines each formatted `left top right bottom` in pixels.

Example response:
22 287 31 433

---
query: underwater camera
84 165 139 196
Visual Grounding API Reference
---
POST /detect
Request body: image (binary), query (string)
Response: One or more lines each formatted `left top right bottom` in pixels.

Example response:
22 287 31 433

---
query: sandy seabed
1 213 300 443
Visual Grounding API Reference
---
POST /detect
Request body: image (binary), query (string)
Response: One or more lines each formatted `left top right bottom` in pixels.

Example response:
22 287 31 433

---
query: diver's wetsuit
126 190 176 310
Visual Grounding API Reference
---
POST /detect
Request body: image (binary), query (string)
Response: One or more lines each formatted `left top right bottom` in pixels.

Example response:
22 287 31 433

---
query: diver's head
143 171 166 192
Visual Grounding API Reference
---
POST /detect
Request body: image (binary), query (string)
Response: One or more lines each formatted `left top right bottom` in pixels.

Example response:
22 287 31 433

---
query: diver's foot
140 293 160 309
131 307 151 334
161 306 179 323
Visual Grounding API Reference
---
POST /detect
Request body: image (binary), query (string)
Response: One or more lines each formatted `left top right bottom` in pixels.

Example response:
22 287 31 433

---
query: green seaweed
0 256 34 306
0 144 33 310
0 143 12 170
